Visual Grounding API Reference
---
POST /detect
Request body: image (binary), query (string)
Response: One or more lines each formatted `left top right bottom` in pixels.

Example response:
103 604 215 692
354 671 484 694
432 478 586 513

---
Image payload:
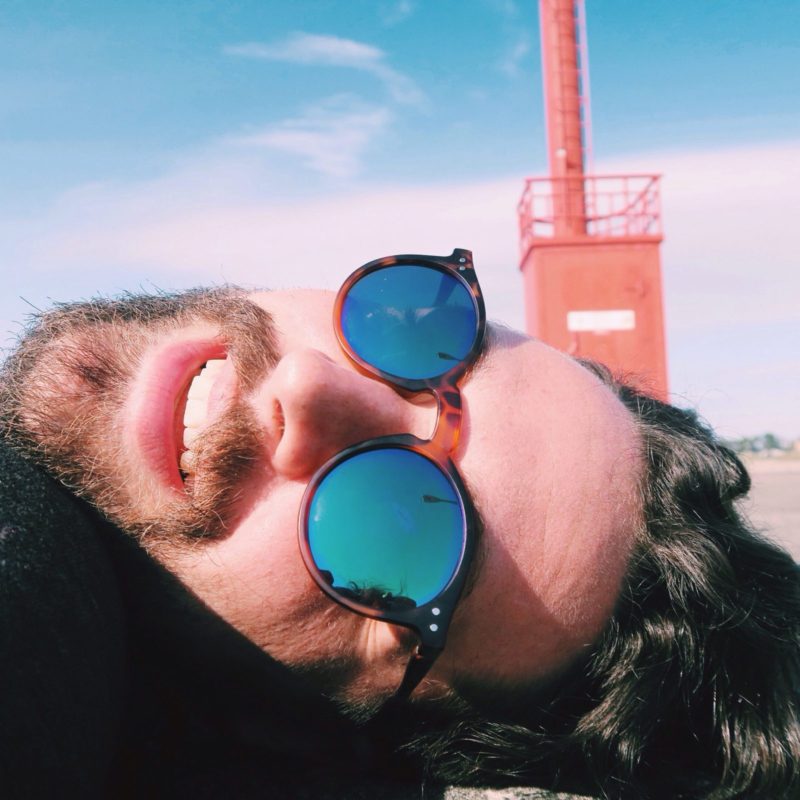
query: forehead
454 326 642 675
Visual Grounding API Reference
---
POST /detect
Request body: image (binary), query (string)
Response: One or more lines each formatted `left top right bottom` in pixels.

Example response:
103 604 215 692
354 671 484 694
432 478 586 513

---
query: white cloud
380 0 415 26
20 174 524 318
225 35 383 69
232 96 391 178
224 32 425 106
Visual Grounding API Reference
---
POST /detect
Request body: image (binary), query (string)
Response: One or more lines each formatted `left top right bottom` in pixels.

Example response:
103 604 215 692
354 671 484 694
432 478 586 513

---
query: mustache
175 398 270 541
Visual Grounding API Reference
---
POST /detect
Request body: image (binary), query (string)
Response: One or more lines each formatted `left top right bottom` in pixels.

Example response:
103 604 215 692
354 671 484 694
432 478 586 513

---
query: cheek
224 482 307 583
171 481 320 635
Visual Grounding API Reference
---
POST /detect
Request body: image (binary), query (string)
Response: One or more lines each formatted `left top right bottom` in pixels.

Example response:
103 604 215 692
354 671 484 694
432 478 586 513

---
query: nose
250 348 433 480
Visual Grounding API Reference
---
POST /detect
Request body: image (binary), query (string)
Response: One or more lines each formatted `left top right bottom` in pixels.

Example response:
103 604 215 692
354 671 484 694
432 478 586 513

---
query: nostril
273 399 285 442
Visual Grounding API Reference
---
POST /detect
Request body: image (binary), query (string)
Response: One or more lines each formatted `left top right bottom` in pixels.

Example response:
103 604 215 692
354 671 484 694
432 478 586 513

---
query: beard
0 286 278 552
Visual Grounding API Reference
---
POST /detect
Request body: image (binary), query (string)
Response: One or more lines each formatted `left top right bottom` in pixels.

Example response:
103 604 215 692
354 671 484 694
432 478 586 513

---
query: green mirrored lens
307 448 465 609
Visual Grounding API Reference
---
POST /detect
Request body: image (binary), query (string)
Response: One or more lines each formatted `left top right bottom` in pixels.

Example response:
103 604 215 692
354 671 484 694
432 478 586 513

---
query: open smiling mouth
177 357 227 483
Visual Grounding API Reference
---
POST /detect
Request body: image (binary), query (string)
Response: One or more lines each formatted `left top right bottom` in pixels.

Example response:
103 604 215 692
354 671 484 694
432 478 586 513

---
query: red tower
519 0 668 399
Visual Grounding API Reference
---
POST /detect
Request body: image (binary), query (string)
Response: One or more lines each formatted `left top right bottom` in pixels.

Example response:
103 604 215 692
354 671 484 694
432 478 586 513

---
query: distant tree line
724 433 793 453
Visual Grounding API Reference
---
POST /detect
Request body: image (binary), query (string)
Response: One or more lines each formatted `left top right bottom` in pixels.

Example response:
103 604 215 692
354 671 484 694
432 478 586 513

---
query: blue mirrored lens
341 265 478 380
307 448 465 609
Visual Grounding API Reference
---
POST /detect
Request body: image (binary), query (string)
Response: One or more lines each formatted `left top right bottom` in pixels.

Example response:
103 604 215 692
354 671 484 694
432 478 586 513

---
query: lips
125 338 228 491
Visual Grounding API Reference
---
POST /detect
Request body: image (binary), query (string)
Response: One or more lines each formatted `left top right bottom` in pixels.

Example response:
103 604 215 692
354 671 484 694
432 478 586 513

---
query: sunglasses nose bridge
429 384 463 455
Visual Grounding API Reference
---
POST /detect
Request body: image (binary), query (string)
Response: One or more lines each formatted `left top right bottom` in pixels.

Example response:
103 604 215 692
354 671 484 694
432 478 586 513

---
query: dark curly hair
392 361 800 800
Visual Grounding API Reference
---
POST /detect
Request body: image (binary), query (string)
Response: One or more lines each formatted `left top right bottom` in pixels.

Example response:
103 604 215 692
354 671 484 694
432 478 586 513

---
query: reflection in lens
307 448 465 608
341 265 478 380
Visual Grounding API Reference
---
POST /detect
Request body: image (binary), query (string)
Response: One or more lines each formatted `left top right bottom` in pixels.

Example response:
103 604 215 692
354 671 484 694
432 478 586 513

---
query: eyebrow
460 323 495 386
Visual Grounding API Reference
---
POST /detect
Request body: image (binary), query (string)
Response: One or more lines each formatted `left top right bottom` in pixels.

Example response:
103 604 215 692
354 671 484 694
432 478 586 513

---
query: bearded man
1 251 798 800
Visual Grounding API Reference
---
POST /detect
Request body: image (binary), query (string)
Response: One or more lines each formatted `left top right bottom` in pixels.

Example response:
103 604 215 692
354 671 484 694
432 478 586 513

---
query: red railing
518 173 662 257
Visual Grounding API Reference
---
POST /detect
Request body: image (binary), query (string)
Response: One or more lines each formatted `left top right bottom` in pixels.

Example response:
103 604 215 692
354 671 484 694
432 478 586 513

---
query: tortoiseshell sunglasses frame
298 248 486 699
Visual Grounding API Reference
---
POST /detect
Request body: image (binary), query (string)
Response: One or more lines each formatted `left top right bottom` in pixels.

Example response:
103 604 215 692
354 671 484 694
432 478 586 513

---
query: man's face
4 286 642 707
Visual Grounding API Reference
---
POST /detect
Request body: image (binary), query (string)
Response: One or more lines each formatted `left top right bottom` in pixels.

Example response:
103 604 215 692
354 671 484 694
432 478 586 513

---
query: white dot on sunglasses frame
432 607 441 616
429 624 439 632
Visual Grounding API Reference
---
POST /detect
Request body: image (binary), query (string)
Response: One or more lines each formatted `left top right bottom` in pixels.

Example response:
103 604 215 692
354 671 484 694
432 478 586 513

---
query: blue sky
1 0 799 438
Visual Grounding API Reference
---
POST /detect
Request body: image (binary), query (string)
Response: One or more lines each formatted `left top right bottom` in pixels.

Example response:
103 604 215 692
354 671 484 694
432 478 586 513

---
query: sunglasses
298 248 486 700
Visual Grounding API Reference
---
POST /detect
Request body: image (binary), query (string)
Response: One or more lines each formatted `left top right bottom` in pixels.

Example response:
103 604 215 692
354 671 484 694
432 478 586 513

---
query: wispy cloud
231 95 390 178
225 34 383 68
380 0 416 26
499 34 530 77
224 32 425 106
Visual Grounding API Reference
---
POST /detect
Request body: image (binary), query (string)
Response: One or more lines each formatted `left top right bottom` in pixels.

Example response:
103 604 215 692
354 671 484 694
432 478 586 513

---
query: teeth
179 449 196 474
183 426 201 448
203 359 225 375
183 397 208 427
180 358 226 476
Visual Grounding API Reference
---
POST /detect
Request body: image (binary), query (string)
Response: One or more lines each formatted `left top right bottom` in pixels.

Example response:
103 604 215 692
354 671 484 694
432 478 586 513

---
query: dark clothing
0 443 410 799
1 443 125 797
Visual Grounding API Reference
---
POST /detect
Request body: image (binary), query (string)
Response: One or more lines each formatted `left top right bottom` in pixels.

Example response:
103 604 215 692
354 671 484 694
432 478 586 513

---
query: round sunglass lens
341 265 478 380
306 449 465 610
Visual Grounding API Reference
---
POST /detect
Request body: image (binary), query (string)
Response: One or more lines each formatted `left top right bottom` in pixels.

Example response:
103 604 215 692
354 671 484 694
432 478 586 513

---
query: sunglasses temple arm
392 644 442 701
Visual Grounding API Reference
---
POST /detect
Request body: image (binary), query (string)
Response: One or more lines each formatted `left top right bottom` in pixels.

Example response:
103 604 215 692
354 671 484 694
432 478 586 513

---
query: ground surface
742 455 800 561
